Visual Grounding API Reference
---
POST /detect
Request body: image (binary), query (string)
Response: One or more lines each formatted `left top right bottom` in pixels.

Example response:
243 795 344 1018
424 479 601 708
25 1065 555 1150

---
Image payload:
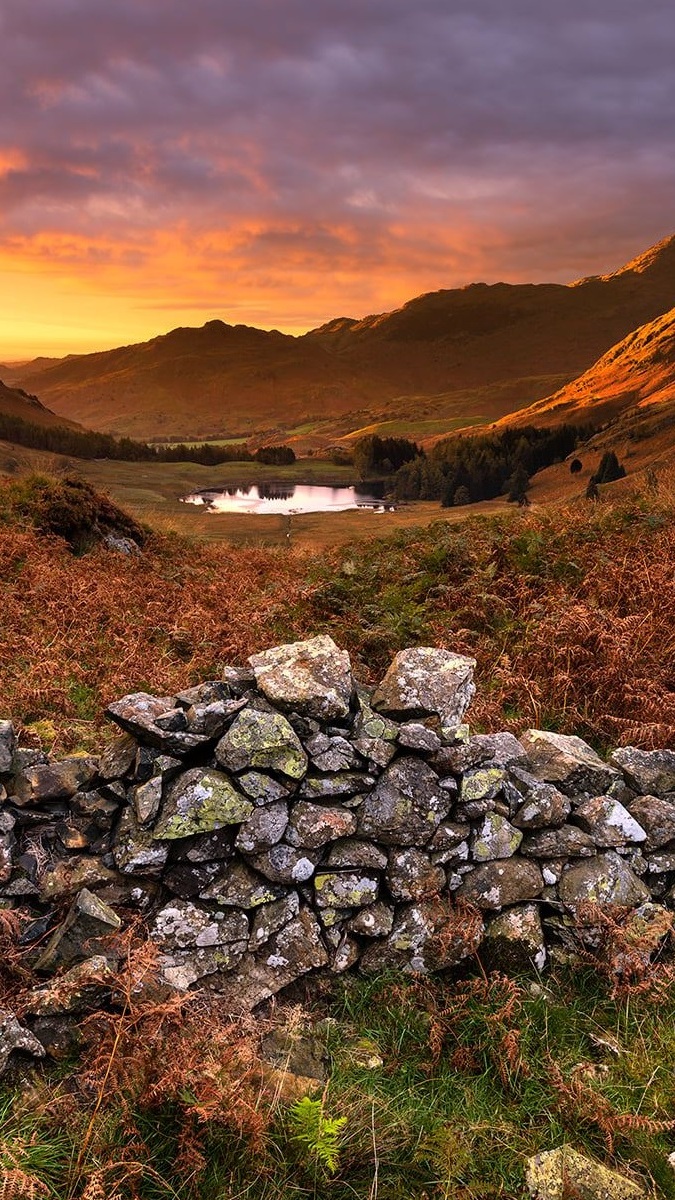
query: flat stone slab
372 647 476 725
248 636 353 720
525 1145 646 1199
520 730 620 796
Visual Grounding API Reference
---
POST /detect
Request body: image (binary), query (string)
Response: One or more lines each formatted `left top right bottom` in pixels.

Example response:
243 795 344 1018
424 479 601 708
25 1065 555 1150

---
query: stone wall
2 635 675 1012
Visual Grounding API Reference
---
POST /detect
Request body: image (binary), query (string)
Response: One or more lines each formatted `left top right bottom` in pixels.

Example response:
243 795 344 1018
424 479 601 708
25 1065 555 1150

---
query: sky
1 0 674 360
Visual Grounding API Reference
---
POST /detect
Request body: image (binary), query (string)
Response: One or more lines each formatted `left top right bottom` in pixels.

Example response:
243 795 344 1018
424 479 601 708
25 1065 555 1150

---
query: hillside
0 378 79 430
13 233 675 442
497 305 675 434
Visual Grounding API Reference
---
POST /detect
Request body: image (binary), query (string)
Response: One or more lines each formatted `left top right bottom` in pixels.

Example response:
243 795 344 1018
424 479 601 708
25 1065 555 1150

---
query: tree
506 463 530 503
585 479 599 501
453 485 471 506
591 450 626 485
570 458 583 474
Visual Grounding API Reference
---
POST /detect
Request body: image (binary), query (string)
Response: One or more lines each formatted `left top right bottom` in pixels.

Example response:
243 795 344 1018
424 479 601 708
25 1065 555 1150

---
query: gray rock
180 828 234 863
248 636 353 720
397 723 442 753
331 935 361 973
215 907 329 1012
460 767 507 804
113 809 170 876
610 746 675 795
0 1009 45 1076
471 812 523 862
626 795 675 849
525 1145 646 1199
314 871 379 908
361 898 483 973
285 801 357 849
386 848 445 901
39 856 120 901
0 721 16 775
351 737 397 769
305 733 361 772
221 665 256 696
175 681 232 709
151 900 249 989
215 709 308 780
457 859 544 910
71 789 122 829
98 734 137 781
519 730 619 796
249 844 319 885
12 756 99 805
470 733 529 769
520 825 597 858
163 861 222 898
201 861 285 907
35 888 121 971
153 768 253 839
248 892 300 951
428 821 471 851
238 771 294 805
559 851 651 908
300 772 376 800
573 796 646 847
326 838 388 871
358 757 450 845
185 699 247 738
132 776 163 825
508 770 571 828
372 647 476 725
482 905 546 972
234 802 289 853
106 693 209 755
347 902 395 937
644 849 675 873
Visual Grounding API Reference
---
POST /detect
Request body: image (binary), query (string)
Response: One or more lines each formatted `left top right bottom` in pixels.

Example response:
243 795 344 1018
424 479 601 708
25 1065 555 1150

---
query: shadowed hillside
0 378 80 430
14 234 675 442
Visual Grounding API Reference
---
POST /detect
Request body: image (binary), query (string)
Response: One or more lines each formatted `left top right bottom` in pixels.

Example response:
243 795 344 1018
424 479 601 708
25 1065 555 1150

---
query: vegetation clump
0 473 145 553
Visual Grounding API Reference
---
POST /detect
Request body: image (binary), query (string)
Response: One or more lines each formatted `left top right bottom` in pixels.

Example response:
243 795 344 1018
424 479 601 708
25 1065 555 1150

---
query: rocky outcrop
1 635 675 1023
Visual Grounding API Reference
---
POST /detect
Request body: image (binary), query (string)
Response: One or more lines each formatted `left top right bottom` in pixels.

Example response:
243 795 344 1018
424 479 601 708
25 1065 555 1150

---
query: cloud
0 0 674 352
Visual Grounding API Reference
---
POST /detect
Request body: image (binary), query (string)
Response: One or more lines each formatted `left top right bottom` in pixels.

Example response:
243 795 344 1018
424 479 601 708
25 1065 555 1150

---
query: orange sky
1 0 674 361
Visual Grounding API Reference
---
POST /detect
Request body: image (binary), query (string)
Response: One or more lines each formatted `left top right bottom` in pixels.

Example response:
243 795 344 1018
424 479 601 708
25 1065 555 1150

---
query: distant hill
13 233 675 443
497 306 675 434
0 379 80 430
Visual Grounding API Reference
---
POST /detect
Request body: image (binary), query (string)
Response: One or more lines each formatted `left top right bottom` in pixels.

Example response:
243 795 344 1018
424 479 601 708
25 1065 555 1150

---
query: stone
351 736 397 769
558 852 651 908
326 838 388 871
314 871 379 908
0 1009 45 1076
25 956 115 1016
0 720 16 774
113 809 170 876
305 733 361 772
573 796 646 847
215 907 329 1012
71 789 121 828
611 903 674 976
234 802 289 853
238 771 294 805
471 813 523 861
163 861 222 898
260 1022 326 1096
469 732 529 769
520 825 596 858
508 771 571 829
300 772 376 800
386 848 445 901
180 828 234 863
457 859 544 910
39 856 119 901
221 665 256 696
372 647 476 725
285 801 357 848
12 756 99 805
186 699 247 738
106 693 210 755
248 636 353 720
519 730 619 796
175 681 232 709
645 849 675 873
248 844 319 885
360 898 483 973
0 831 14 884
481 905 546 972
151 900 249 989
428 821 471 851
215 709 308 780
132 776 163 825
610 746 675 795
332 935 361 973
153 768 253 839
358 757 450 845
35 888 121 971
201 860 284 907
460 768 507 804
397 723 442 753
626 795 675 849
248 892 300 951
525 1145 645 1199
347 902 395 937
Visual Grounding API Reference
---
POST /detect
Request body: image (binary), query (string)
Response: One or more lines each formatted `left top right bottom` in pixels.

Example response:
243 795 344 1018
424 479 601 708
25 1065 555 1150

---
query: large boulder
215 709 308 781
457 858 544 910
248 636 353 720
372 647 476 725
519 730 619 796
558 851 650 908
482 904 546 972
610 746 675 795
358 757 450 845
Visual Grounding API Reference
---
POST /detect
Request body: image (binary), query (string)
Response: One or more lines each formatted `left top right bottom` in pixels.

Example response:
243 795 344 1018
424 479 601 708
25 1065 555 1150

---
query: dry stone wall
2 636 675 1013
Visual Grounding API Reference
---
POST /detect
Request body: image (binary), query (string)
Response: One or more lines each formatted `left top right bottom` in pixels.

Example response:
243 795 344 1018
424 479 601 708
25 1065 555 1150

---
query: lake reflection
181 483 395 514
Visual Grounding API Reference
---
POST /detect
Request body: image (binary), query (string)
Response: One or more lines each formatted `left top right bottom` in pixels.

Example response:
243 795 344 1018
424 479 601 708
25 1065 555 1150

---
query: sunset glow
1 0 674 360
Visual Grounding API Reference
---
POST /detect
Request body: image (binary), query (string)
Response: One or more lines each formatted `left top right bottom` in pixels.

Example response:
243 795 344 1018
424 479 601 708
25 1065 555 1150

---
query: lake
181 483 396 515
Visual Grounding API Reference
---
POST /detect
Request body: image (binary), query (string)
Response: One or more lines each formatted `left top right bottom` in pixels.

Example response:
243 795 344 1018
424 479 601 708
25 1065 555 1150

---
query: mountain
497 306 675 434
0 379 79 430
13 233 675 443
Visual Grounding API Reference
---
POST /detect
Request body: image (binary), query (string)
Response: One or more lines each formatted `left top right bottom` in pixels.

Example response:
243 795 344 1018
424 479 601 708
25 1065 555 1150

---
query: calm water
181 483 395 515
